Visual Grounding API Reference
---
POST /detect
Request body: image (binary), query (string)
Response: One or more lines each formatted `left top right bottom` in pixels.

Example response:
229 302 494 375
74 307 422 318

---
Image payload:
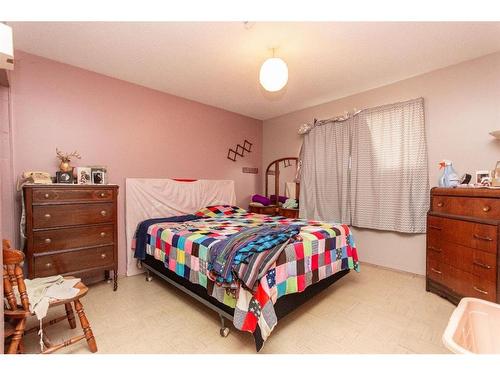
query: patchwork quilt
133 205 359 345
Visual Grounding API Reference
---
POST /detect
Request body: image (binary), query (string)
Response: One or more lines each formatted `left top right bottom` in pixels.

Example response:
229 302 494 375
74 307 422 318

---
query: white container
443 297 500 354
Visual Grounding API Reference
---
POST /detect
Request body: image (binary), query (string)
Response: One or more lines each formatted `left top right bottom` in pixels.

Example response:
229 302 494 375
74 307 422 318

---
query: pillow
195 205 247 217
251 194 272 206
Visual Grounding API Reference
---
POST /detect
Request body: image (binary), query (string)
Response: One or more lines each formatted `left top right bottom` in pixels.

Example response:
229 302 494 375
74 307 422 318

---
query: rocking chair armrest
2 248 25 264
4 309 31 319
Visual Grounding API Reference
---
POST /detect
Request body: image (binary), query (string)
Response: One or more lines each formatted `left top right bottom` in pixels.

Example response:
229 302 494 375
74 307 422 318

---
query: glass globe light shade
259 57 288 92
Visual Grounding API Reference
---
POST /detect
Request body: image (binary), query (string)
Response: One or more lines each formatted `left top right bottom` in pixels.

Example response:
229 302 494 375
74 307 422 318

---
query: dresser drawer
472 250 497 283
432 196 472 216
470 276 496 302
432 194 500 220
428 215 497 254
435 263 496 302
34 246 114 277
446 265 473 296
427 258 445 283
442 242 473 273
427 245 443 263
33 224 115 253
470 223 498 253
471 198 500 219
33 203 114 229
32 188 114 203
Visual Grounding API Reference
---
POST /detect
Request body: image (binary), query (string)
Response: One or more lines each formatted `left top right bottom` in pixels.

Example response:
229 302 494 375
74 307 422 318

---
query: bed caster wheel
146 275 153 282
220 327 230 337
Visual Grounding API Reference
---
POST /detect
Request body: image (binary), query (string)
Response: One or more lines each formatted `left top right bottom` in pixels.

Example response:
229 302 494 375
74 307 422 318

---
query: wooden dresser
23 184 119 290
427 187 500 304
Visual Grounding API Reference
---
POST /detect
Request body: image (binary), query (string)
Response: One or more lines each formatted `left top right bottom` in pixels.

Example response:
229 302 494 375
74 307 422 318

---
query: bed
132 205 359 351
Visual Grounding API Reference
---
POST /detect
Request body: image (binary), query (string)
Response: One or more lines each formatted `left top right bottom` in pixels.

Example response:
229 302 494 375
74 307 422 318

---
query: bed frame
140 253 350 351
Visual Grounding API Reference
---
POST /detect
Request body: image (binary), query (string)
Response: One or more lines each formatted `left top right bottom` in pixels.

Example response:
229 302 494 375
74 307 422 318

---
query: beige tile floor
23 263 455 354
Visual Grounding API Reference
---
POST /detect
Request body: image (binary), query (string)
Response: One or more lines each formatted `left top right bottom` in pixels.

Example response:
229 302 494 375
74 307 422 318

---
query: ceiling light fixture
0 22 14 70
259 48 288 92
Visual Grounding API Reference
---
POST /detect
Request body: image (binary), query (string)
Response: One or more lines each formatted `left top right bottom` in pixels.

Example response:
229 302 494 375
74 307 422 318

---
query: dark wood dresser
23 184 119 290
426 187 500 304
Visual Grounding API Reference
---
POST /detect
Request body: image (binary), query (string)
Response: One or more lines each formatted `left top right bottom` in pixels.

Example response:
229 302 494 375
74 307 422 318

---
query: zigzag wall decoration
227 139 252 161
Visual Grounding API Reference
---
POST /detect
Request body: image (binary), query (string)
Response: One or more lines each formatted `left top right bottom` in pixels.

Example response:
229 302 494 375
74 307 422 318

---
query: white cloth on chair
23 276 81 320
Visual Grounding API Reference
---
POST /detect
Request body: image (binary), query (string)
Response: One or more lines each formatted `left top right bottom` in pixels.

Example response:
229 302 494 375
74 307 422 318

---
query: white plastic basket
443 297 500 354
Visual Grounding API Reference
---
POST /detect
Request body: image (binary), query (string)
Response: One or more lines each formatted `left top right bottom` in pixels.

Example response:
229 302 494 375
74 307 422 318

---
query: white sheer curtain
350 98 428 233
299 118 352 222
299 98 429 234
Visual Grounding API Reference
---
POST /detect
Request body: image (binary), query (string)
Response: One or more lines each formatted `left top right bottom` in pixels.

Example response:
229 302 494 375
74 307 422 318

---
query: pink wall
0 83 12 353
263 51 500 275
1 84 15 243
9 50 263 275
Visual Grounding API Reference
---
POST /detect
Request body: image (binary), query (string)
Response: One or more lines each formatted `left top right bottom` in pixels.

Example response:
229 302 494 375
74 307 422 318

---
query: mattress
133 205 359 343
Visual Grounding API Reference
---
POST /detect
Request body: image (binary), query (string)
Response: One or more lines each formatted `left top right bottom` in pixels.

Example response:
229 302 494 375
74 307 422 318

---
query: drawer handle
44 193 50 199
100 210 107 217
437 202 444 207
473 261 492 270
473 286 488 295
429 225 442 230
101 253 107 259
100 192 106 198
428 246 442 253
482 205 491 212
45 262 52 268
473 234 493 242
430 268 442 275
100 232 106 237
44 213 51 219
44 238 52 244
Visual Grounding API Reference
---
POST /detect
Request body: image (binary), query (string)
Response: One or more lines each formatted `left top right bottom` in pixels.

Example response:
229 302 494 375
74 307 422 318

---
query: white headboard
125 178 236 276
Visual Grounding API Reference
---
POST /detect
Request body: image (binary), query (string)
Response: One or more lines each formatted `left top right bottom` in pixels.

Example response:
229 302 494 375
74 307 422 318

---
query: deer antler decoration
56 148 82 173
56 148 81 162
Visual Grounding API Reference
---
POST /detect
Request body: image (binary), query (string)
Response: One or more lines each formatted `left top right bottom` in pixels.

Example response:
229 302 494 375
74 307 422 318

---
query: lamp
0 23 14 70
259 49 288 92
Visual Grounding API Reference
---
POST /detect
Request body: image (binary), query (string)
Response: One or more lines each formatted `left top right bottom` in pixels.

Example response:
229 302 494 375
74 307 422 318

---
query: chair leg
17 338 25 354
65 303 77 329
74 299 98 353
7 319 26 354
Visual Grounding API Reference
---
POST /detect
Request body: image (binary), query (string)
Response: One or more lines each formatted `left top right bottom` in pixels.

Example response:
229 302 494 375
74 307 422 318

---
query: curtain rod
314 109 362 126
298 97 424 135
298 109 361 135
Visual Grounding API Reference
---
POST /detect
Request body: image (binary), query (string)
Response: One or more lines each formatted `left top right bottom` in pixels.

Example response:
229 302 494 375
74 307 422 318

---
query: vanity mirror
249 157 300 218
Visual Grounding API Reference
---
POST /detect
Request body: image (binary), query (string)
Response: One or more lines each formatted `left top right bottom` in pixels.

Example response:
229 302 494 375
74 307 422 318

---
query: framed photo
90 166 107 184
76 167 92 185
493 161 500 187
91 168 106 184
476 170 492 185
56 171 74 184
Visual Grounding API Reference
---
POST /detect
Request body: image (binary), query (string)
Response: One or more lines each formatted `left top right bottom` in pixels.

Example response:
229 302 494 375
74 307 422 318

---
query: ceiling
9 22 500 120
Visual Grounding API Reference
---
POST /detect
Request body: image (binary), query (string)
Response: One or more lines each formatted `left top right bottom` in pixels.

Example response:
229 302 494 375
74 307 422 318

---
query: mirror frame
265 157 299 206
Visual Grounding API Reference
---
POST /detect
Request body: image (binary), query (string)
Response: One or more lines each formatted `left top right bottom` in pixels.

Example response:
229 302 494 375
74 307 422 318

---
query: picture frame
76 167 92 185
493 161 500 187
56 171 74 184
475 170 492 186
91 169 106 184
89 165 107 184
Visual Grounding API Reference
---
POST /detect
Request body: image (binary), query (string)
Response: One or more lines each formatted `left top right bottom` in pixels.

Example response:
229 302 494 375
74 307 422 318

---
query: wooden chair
3 239 97 354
